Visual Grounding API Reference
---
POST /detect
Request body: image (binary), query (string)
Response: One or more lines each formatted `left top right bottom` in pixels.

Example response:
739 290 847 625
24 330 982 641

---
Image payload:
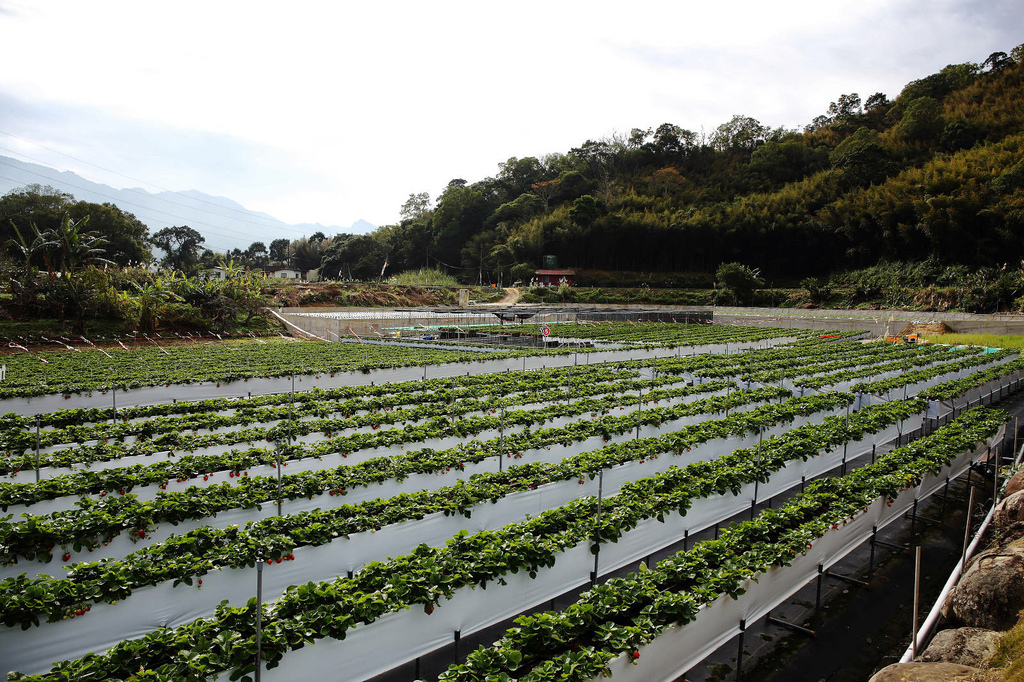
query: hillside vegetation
337 44 1024 285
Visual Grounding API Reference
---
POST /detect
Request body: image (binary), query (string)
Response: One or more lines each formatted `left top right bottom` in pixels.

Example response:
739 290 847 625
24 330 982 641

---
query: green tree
829 127 893 186
431 182 492 266
151 225 205 272
749 139 826 185
67 201 151 266
39 212 114 333
497 157 547 198
269 238 291 264
400 192 432 222
244 241 268 265
122 276 182 332
43 213 112 275
288 237 326 272
716 262 763 304
827 93 862 120
568 195 605 228
489 193 544 226
711 115 768 151
0 185 73 263
650 123 696 158
896 96 944 142
319 234 389 280
864 92 890 110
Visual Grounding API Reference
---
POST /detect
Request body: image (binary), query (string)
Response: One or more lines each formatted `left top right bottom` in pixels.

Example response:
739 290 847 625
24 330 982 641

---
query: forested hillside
322 44 1024 282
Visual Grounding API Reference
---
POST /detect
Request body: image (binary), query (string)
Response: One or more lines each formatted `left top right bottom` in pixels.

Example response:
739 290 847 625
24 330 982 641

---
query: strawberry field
1 323 1022 682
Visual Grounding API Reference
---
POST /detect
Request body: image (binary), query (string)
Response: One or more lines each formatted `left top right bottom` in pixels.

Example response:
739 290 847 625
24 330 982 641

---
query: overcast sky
0 0 1021 233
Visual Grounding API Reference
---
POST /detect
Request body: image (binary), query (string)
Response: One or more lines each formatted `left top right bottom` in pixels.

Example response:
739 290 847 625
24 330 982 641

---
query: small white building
263 266 304 280
202 267 228 280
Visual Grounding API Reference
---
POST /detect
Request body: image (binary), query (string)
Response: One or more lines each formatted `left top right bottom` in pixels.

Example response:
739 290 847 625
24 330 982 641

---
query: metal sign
542 326 551 337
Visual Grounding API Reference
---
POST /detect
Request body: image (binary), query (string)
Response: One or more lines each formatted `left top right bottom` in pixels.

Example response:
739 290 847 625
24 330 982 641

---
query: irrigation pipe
899 433 1024 663
898 503 996 664
264 308 327 341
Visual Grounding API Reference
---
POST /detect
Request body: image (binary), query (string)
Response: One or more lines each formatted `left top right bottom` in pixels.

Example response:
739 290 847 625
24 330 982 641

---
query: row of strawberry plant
0 385 794 524
739 342 954 383
0 365 677 460
918 356 1024 402
0 381 760 506
690 342 954 382
0 390 854 567
0 397 923 628
851 348 1018 395
9 333 839 433
2 406 999 681
1 363 634 432
792 346 982 389
647 340 961 390
0 323 802 401
0 338 543 399
431 406 1007 681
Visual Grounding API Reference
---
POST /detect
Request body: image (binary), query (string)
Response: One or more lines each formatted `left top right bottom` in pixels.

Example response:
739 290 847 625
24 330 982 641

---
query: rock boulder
942 539 1024 631
868 662 993 681
919 627 1001 668
995 490 1024 529
1005 468 1024 497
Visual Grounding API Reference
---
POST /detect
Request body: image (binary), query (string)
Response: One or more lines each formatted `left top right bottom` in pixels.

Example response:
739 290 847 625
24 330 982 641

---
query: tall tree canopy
151 225 205 272
0 185 150 266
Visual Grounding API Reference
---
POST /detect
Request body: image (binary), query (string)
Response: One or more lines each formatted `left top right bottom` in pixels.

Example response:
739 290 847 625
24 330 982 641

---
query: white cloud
0 0 1021 228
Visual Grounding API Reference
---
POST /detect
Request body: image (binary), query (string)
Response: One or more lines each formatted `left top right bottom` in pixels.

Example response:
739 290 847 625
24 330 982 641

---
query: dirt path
492 287 521 305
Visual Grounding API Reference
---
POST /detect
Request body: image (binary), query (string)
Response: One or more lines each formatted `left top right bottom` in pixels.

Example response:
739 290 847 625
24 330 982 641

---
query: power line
0 149 306 238
0 172 237 254
0 160 288 246
0 129 304 228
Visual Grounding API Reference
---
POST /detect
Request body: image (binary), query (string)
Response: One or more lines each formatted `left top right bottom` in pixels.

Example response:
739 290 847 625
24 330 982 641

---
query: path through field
493 286 521 305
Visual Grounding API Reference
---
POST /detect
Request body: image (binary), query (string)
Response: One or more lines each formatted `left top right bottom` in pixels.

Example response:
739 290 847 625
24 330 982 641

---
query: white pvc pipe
899 432 1023 663
899 503 995 663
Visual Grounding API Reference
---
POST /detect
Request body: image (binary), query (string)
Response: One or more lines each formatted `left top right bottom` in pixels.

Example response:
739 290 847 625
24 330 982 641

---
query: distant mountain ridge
0 156 375 252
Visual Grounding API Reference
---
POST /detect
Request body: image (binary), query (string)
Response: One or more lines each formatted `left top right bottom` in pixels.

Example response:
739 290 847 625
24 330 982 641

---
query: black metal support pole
753 425 763 506
814 564 824 626
592 471 604 585
636 384 642 440
766 614 816 637
499 403 504 473
683 529 689 552
255 558 264 682
737 619 746 682
869 526 877 574
941 477 950 518
910 499 918 542
825 569 870 587
35 417 41 483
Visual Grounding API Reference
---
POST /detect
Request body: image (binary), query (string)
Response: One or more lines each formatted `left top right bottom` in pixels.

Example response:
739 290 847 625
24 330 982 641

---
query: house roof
535 269 575 276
